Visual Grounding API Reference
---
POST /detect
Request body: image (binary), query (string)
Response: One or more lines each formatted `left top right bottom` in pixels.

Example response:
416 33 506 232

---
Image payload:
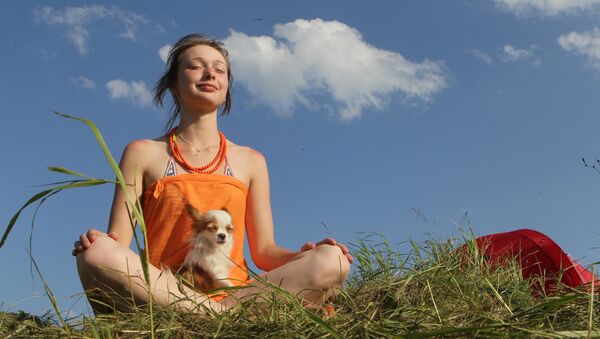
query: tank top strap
164 155 234 178
164 156 178 177
224 155 234 177
164 131 234 178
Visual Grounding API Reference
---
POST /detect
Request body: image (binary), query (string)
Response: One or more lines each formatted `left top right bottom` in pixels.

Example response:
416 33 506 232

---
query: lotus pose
72 33 352 313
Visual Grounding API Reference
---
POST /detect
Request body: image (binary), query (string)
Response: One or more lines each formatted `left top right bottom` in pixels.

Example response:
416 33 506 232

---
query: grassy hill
1 233 598 338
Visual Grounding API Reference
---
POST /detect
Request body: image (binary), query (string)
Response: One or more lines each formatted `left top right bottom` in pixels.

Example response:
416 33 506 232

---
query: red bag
476 229 597 292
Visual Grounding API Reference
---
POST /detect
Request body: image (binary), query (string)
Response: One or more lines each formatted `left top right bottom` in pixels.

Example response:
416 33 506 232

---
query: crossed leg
76 235 350 314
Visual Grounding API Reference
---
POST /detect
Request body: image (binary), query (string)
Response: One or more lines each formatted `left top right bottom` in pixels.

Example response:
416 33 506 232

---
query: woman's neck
176 109 220 146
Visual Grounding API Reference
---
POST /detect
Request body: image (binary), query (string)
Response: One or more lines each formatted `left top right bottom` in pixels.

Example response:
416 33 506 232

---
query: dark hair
154 33 233 134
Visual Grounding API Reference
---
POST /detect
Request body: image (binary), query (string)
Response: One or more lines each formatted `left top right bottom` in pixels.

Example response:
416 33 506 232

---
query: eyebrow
190 57 227 66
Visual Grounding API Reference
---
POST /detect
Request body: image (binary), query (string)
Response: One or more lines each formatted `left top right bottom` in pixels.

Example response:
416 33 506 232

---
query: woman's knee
75 237 140 313
309 244 350 287
76 236 128 280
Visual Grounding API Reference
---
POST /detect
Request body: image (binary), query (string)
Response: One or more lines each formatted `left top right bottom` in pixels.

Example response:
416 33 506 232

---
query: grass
1 232 598 338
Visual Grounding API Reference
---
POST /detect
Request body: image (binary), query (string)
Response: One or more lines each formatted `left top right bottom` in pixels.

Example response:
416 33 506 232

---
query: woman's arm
244 150 297 271
244 150 352 272
73 140 148 255
105 140 149 247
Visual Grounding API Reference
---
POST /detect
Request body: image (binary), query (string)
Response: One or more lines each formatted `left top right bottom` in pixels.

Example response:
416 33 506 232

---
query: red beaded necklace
168 127 227 174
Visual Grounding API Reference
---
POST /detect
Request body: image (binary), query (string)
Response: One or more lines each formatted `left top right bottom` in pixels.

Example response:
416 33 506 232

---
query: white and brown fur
181 204 235 290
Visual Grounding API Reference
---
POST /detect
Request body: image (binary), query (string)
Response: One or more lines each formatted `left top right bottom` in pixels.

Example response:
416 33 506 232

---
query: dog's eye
226 225 234 232
207 224 217 232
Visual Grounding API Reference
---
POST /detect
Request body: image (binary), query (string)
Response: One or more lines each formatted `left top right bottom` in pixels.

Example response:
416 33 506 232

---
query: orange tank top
143 173 250 287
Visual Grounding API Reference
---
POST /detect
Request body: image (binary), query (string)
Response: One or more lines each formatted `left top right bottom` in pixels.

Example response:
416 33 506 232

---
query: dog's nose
218 233 226 241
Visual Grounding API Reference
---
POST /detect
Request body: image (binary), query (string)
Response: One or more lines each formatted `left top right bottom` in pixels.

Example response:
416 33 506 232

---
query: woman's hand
72 229 119 256
300 237 354 264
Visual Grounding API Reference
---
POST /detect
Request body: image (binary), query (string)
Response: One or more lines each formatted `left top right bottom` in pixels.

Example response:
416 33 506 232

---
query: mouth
196 83 218 92
216 239 227 244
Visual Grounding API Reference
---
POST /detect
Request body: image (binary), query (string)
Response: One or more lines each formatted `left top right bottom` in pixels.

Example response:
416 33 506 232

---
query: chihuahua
181 204 235 290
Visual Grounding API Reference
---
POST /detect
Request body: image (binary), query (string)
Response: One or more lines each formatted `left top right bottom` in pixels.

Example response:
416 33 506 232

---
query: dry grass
1 232 598 338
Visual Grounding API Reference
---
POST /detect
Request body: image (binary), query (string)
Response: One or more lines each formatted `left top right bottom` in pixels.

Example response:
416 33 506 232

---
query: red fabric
476 229 597 292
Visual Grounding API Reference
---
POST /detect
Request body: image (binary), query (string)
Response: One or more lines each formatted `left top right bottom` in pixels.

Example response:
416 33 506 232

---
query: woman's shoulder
123 137 166 155
226 139 268 186
121 137 167 165
227 140 266 166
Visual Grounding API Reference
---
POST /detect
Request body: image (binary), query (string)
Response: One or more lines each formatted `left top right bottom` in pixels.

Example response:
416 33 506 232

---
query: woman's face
173 44 229 113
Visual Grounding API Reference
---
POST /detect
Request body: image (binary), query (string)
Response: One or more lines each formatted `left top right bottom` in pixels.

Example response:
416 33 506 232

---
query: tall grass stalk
589 265 596 337
56 112 156 338
1 113 156 338
27 251 71 337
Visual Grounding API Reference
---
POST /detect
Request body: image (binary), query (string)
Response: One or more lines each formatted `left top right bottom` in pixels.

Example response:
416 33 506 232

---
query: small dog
181 204 235 290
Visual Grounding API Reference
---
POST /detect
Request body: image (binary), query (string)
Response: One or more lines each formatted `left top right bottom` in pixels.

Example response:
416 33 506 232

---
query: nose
218 233 226 241
202 69 216 81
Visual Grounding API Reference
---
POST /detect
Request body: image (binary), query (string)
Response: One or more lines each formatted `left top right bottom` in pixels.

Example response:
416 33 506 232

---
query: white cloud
559 28 600 70
500 44 540 66
223 18 448 120
70 76 96 89
502 44 535 61
495 0 600 17
159 44 172 63
466 48 494 64
106 79 152 107
33 5 147 55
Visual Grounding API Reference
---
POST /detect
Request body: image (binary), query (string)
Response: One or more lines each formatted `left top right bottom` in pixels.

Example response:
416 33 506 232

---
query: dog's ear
220 206 230 215
185 203 204 221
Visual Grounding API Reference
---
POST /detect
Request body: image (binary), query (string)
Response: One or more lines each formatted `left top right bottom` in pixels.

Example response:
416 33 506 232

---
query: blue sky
2 0 600 317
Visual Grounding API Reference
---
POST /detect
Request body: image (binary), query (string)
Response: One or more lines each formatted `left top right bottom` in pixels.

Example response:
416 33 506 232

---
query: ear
185 203 204 222
221 206 230 215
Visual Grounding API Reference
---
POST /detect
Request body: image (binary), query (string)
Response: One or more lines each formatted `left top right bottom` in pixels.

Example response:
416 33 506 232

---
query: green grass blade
484 277 514 316
28 189 62 279
426 279 443 324
52 113 149 265
303 309 341 339
27 250 71 337
512 294 580 319
2 176 116 249
55 112 154 338
588 265 595 336
1 189 54 249
47 166 93 179
405 323 509 338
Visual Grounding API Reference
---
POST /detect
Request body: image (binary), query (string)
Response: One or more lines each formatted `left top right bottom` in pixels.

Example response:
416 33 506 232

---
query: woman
73 33 352 313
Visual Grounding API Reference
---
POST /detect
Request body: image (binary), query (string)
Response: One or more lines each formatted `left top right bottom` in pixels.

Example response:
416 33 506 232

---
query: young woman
72 34 352 313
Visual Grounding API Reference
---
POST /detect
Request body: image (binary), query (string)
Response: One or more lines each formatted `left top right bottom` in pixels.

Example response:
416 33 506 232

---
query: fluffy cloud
558 28 600 70
70 76 96 89
33 5 147 55
500 44 540 66
466 48 494 65
223 19 448 120
159 44 172 63
501 44 536 61
106 79 152 107
495 0 600 17
468 45 540 66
